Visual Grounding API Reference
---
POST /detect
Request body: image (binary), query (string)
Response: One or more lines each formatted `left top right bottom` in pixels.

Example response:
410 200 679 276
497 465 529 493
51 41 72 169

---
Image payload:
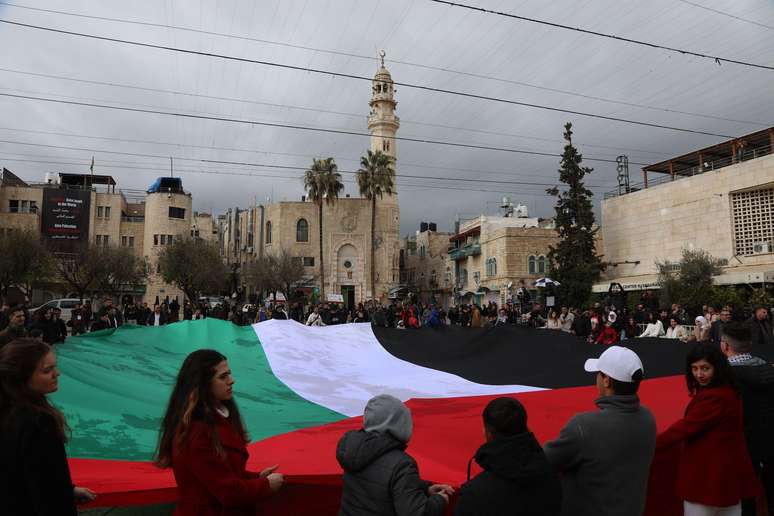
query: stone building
595 126 774 293
400 222 454 307
449 210 558 307
222 57 402 307
0 169 214 305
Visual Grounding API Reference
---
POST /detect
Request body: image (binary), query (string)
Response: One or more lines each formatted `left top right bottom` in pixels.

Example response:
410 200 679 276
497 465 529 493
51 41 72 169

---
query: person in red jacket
594 314 620 346
155 349 284 516
656 343 758 516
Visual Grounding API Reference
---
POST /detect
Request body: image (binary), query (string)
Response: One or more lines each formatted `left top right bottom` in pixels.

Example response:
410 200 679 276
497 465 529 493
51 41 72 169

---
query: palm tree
304 157 343 302
357 150 395 299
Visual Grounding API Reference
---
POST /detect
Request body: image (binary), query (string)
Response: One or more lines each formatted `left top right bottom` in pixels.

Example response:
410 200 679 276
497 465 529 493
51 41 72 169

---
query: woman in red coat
656 344 758 516
156 349 284 515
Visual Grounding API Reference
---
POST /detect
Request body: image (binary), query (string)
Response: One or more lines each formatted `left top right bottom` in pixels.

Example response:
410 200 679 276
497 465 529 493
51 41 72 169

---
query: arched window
296 218 309 242
538 255 547 274
486 257 497 277
265 221 272 244
528 255 536 274
419 245 425 258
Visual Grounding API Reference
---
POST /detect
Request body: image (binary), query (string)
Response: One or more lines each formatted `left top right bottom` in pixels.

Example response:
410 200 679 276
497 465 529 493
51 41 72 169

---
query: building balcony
121 215 145 223
448 243 481 261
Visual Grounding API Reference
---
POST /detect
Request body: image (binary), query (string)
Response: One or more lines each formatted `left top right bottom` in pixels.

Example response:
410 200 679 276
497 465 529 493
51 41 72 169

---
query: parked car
199 296 225 309
28 298 82 321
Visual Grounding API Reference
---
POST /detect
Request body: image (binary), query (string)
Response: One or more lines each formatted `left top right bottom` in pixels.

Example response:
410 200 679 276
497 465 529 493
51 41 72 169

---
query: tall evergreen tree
304 157 343 301
357 150 395 299
546 123 603 307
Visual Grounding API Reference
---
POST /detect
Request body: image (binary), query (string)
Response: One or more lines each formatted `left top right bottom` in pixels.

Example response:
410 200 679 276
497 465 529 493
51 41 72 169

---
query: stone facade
597 147 774 292
222 59 402 306
449 215 558 306
0 170 207 305
401 225 454 307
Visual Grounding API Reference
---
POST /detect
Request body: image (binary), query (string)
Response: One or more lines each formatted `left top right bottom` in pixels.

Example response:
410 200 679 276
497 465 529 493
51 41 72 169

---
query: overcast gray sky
1 0 773 234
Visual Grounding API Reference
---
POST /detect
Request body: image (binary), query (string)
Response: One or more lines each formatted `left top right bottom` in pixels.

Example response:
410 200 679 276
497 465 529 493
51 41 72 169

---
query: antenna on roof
170 157 174 178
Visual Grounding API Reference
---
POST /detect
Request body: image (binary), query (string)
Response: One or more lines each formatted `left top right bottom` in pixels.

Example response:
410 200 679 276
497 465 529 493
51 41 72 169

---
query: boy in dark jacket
455 397 561 516
336 394 452 516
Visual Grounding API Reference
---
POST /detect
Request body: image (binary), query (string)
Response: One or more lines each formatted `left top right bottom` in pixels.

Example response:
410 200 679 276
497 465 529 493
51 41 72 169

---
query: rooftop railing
605 143 773 199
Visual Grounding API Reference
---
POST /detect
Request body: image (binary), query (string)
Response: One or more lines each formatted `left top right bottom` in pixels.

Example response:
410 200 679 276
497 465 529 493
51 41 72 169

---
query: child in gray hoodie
336 394 453 516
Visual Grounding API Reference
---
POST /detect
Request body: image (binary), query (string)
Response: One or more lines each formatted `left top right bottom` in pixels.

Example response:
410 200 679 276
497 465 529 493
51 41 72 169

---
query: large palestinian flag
51 319 738 515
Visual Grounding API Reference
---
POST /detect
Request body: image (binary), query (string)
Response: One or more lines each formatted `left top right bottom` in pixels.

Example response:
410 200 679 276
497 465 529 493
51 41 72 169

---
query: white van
29 298 82 321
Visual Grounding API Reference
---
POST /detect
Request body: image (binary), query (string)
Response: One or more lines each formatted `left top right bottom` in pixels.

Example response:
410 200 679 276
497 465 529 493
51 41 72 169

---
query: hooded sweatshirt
543 395 656 516
336 395 446 516
454 432 561 516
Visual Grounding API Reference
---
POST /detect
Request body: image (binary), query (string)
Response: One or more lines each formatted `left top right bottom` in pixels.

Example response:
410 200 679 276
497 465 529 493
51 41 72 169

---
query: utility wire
0 126 593 181
0 2 766 127
675 0 774 31
429 0 774 71
0 155 583 197
0 92 651 164
0 67 696 157
0 18 735 138
0 138 613 188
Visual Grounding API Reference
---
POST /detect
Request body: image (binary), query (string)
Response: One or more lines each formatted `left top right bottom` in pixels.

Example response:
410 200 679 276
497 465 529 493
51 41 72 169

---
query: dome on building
374 50 392 82
374 65 392 82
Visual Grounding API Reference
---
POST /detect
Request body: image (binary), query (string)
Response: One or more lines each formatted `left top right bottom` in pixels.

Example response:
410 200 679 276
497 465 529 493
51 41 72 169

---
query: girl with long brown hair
156 349 283 515
0 338 96 514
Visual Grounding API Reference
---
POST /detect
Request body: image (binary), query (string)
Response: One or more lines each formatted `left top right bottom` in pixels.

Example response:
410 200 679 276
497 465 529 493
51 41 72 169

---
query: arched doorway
337 244 358 308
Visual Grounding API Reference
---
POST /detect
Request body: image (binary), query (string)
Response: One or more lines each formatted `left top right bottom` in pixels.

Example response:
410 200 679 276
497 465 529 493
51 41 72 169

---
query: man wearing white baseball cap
543 346 657 516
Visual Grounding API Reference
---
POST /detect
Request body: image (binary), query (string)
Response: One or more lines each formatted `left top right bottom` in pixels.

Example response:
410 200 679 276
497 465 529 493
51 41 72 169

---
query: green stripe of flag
52 319 345 461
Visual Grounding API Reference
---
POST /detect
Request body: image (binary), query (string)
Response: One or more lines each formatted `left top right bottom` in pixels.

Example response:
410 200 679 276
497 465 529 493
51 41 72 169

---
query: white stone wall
601 154 774 281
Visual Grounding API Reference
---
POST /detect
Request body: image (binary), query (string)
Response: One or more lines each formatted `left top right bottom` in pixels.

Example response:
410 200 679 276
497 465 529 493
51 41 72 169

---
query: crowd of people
4 287 772 353
1 319 772 515
1 290 774 514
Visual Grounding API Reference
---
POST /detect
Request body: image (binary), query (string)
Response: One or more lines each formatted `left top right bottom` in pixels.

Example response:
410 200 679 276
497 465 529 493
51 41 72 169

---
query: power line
675 0 774 31
428 0 774 71
0 1 768 127
0 126 655 181
0 66 686 157
0 18 735 138
0 92 651 165
0 155 579 198
0 140 612 189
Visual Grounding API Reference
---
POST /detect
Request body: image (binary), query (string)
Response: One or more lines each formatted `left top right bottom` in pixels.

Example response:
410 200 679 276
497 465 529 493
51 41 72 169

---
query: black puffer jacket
732 359 774 461
336 430 446 516
454 432 561 516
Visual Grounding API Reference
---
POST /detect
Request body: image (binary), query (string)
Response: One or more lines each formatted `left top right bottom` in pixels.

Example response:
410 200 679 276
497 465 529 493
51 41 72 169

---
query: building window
459 268 468 287
191 229 200 238
266 221 272 244
154 234 159 246
296 218 309 242
538 255 548 274
473 271 480 284
8 200 18 213
97 206 103 218
169 207 186 219
528 255 536 274
121 236 135 248
303 257 315 267
731 187 774 256
486 257 497 277
96 235 109 247
160 234 166 245
419 245 426 258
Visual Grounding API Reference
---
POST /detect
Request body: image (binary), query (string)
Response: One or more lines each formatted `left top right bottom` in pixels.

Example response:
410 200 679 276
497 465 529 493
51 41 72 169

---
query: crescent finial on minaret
379 49 386 67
